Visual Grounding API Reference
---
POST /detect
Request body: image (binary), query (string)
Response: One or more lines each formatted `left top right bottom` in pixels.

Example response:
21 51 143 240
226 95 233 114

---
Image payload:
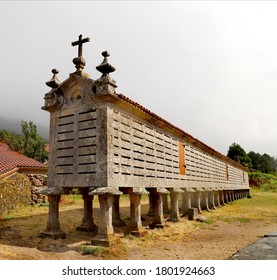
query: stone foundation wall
0 173 48 215
25 174 48 205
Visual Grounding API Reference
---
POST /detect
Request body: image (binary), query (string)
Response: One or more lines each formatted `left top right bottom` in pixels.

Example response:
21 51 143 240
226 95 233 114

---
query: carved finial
96 51 116 77
71 34 90 75
46 69 61 89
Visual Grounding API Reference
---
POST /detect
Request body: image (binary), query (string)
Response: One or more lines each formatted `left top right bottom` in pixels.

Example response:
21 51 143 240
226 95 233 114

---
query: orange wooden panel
226 165 229 180
178 141 186 175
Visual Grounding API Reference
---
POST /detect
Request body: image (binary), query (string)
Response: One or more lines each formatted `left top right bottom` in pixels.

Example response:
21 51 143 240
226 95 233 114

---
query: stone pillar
214 190 221 207
147 192 155 216
40 193 66 239
98 194 114 234
129 193 142 231
168 188 183 222
90 187 122 247
191 188 202 213
219 189 225 205
163 193 170 213
208 190 216 210
126 187 148 236
201 188 211 211
112 195 126 226
149 188 168 229
77 194 97 232
181 188 195 216
225 190 229 203
230 190 235 201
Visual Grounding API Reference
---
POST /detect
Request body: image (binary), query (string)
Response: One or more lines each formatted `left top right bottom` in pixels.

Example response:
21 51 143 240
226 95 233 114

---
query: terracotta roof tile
0 142 45 175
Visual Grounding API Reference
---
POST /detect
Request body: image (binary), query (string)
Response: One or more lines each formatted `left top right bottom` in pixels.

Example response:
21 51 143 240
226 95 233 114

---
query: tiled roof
0 142 45 175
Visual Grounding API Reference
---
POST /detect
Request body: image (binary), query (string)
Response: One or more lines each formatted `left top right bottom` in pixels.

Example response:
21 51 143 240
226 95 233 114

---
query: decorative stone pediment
42 74 94 113
53 74 94 111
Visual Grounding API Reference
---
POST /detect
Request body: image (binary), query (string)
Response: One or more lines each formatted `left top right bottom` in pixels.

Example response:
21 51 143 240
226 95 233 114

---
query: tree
259 153 276 174
227 143 252 168
1 120 48 163
248 151 261 171
248 151 277 174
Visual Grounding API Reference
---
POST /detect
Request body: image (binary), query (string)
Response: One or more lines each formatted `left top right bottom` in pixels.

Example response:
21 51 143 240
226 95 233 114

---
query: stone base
91 235 120 247
40 229 66 239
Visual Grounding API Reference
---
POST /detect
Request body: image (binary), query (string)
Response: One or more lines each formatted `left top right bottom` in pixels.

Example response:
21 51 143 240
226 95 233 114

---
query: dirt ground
0 194 276 260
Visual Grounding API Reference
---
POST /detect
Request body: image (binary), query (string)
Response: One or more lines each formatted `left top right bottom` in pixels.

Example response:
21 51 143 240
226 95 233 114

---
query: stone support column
112 195 126 226
77 194 97 232
147 192 155 216
214 190 221 207
231 190 235 201
168 188 183 222
129 193 142 230
225 190 229 203
127 187 148 236
219 189 225 205
208 190 216 210
163 193 170 213
90 187 122 247
40 193 66 239
149 188 168 229
191 188 203 213
201 188 211 211
181 188 195 216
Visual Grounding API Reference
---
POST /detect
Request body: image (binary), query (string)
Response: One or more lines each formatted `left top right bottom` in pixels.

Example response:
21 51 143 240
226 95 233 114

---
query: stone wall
0 173 48 216
25 174 48 205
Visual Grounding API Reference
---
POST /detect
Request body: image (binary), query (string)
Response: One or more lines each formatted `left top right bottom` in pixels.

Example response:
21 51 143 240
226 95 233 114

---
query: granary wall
106 102 249 190
46 75 110 189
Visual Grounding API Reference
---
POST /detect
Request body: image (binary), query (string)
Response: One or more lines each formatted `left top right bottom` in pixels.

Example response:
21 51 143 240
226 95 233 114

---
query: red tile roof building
0 142 47 179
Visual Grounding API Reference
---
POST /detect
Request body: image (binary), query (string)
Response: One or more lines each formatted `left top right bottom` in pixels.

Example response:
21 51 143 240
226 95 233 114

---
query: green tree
1 120 48 162
259 153 276 174
227 143 252 168
248 151 276 174
248 151 261 171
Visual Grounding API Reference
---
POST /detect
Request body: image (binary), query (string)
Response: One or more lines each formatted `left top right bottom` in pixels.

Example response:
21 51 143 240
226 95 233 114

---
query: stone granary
41 35 250 245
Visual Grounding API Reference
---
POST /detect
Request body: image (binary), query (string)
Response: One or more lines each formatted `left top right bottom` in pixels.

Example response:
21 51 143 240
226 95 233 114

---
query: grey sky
0 1 276 157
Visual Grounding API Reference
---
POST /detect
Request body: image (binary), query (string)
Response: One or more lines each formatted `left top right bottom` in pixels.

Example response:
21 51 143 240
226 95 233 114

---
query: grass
78 243 104 256
204 189 277 224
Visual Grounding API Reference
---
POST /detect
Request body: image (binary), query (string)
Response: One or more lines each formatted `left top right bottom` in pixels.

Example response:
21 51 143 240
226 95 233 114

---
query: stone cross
71 34 90 57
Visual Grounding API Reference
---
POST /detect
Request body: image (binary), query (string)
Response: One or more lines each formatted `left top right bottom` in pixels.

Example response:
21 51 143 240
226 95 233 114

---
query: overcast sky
0 1 276 157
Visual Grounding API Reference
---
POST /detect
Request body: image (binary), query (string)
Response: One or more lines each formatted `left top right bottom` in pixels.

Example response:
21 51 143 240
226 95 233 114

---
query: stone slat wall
107 105 249 190
48 104 99 187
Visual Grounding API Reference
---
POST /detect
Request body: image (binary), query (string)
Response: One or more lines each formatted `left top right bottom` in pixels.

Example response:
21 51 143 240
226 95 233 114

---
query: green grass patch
78 243 104 256
236 217 251 223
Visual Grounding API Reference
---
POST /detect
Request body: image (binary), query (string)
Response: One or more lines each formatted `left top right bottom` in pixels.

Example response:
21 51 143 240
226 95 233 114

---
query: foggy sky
0 1 276 157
